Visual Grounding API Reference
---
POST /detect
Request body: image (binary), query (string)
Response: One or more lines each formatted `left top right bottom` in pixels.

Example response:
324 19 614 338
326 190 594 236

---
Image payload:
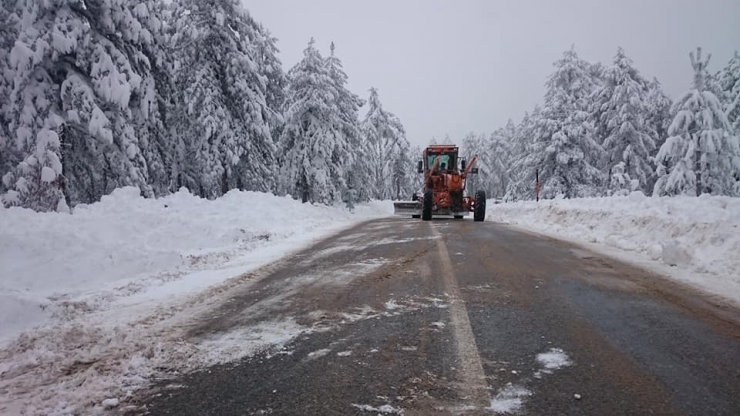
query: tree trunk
695 140 701 197
301 173 309 203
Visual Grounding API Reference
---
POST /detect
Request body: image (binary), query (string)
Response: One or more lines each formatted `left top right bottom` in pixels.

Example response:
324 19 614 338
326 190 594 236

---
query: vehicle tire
454 215 464 220
474 190 486 222
412 214 421 219
422 191 433 221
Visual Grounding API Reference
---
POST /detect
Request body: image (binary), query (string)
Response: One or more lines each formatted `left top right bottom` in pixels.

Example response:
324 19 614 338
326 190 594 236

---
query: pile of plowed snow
0 187 391 344
487 192 740 304
0 188 391 414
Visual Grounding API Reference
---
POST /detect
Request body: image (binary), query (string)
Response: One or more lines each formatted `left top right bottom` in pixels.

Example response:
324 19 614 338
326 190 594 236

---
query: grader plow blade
393 201 421 217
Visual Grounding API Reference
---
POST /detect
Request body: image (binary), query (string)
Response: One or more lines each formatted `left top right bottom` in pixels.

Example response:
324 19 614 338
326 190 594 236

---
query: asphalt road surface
130 218 740 415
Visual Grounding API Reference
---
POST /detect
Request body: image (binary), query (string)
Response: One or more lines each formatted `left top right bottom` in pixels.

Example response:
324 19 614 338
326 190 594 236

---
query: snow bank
487 192 740 303
0 187 391 344
0 188 391 414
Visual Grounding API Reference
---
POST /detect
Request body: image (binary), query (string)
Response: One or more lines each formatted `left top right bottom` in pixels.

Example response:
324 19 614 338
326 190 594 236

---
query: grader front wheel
422 191 433 221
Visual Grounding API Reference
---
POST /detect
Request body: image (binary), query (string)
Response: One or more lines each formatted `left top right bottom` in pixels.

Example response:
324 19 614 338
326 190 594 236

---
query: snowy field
487 192 740 305
0 188 391 414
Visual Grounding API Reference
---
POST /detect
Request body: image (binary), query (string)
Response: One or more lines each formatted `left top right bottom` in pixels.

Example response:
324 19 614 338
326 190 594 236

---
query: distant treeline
464 47 740 200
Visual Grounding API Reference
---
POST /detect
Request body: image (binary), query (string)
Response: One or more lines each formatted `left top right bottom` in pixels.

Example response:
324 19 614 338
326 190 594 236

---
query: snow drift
487 192 740 304
0 187 391 345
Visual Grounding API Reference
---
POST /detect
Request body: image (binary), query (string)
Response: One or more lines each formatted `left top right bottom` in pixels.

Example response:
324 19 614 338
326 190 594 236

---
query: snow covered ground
487 192 740 305
0 187 391 414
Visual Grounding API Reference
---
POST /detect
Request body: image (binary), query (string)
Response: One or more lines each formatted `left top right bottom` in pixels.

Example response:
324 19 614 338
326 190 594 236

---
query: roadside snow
0 314 312 416
0 187 390 344
0 187 391 415
487 193 740 304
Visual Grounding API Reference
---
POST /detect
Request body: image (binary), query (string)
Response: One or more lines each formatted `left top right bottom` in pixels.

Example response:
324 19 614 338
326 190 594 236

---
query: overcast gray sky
243 0 740 147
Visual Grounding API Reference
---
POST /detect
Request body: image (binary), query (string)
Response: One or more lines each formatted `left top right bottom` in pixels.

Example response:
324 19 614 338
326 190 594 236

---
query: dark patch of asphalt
126 218 740 416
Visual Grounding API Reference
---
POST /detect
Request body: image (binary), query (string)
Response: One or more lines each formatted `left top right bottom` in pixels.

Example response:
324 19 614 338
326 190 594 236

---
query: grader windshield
426 151 457 171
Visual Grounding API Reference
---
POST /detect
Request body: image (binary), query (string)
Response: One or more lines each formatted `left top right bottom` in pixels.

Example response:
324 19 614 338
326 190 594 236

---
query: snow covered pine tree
361 88 410 200
592 48 660 195
325 42 367 201
654 48 738 196
1 0 173 210
0 2 19 198
505 108 542 201
518 48 604 199
170 0 280 197
279 39 348 204
715 52 740 192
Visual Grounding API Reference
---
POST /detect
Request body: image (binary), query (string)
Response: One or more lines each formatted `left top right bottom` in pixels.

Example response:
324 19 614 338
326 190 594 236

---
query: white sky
243 0 740 147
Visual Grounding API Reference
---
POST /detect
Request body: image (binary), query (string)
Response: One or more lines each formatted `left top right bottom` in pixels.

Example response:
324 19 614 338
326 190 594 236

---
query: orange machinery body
421 145 477 215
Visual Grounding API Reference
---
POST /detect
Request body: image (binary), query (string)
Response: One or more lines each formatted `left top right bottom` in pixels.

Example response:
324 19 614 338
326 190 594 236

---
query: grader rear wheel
474 190 486 222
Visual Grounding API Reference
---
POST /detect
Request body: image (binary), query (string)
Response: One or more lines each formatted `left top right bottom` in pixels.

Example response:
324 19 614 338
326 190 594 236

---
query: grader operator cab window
427 153 456 172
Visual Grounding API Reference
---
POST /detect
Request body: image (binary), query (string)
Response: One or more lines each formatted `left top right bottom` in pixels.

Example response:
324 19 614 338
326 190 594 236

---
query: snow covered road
128 218 740 415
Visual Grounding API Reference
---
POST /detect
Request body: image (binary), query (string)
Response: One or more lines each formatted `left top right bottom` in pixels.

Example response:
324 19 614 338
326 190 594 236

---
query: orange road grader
394 144 486 221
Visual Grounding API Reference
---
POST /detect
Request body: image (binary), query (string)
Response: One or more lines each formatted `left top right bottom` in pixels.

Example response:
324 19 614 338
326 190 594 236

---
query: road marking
429 223 490 408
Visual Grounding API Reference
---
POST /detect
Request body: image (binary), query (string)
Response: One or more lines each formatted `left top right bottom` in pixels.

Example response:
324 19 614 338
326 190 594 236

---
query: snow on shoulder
0 187 391 344
487 192 740 304
0 187 390 414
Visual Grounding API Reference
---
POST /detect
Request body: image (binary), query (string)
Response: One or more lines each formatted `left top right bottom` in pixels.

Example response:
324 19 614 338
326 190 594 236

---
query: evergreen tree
654 48 738 196
280 39 344 203
521 48 605 199
459 124 513 199
170 0 278 197
257 26 288 136
592 48 659 193
1 0 169 210
0 1 19 195
466 127 512 198
645 78 673 148
716 52 740 136
716 52 740 190
406 144 424 195
490 120 516 197
505 108 540 201
361 87 408 200
461 132 490 196
391 140 414 200
2 129 67 212
132 2 176 198
325 42 367 200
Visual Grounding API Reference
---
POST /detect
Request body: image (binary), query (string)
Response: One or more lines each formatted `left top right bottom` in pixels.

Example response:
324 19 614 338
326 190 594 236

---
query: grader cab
393 145 486 221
